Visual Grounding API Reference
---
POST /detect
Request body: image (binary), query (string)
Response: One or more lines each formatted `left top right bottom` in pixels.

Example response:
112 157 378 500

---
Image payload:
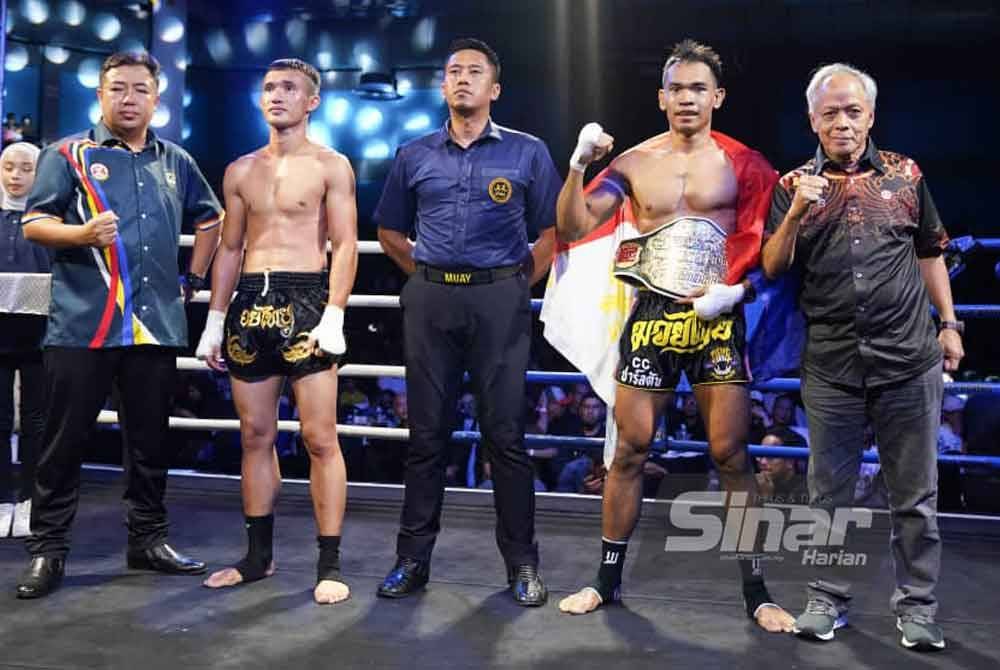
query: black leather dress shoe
127 543 207 575
508 564 548 606
376 557 429 598
16 556 65 599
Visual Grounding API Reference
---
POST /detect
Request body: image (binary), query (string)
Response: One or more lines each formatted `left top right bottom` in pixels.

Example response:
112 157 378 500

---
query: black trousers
27 346 177 558
397 271 538 566
0 351 46 503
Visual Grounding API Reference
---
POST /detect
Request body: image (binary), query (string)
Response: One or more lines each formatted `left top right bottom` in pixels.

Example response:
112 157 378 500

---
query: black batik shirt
766 141 948 388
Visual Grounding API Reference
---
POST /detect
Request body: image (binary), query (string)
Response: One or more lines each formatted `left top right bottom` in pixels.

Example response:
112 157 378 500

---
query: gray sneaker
897 614 945 651
793 598 848 641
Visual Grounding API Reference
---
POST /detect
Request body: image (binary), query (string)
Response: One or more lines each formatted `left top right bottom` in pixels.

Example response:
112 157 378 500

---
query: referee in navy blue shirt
374 38 559 606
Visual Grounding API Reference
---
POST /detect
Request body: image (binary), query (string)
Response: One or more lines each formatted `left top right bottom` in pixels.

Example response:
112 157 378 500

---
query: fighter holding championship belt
554 40 794 631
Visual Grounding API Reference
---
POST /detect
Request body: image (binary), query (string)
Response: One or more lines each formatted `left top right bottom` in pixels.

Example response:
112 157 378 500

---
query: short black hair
447 37 501 82
579 392 603 406
763 426 807 449
100 51 161 87
267 58 321 95
662 39 723 88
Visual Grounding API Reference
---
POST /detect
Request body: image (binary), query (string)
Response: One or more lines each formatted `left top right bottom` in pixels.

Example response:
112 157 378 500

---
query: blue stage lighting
362 140 390 160
88 101 101 124
244 20 270 55
404 113 431 132
76 57 101 87
412 17 435 52
22 0 49 25
206 29 233 64
324 96 350 125
159 16 184 43
61 0 85 26
151 107 170 129
4 46 29 72
183 91 192 108
43 45 69 64
355 107 383 134
285 18 307 50
93 13 121 42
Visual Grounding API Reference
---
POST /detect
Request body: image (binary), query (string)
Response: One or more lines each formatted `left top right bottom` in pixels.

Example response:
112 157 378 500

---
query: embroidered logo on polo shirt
165 171 177 189
488 177 512 204
89 163 110 181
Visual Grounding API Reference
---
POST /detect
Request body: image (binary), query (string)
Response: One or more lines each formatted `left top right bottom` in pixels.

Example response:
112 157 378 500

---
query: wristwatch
185 272 207 292
939 320 965 335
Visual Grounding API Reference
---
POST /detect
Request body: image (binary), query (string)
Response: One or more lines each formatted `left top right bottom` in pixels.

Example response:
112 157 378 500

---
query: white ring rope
179 236 385 254
189 291 399 307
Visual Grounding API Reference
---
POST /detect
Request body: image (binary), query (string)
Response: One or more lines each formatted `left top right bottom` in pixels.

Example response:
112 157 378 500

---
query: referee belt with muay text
419 263 523 285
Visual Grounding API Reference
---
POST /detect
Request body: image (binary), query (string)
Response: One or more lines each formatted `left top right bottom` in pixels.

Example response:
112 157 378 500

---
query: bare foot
755 604 796 632
558 587 603 615
202 561 276 589
314 579 350 605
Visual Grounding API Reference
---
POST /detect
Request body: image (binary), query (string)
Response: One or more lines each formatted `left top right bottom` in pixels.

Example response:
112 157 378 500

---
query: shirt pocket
478 168 525 211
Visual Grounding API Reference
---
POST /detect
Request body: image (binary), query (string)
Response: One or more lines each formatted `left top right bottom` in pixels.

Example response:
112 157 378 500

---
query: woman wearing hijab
0 141 49 538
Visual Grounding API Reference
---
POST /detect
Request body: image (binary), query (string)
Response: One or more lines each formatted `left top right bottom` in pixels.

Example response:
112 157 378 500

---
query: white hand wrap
310 305 346 355
196 309 226 361
569 122 604 172
693 283 746 321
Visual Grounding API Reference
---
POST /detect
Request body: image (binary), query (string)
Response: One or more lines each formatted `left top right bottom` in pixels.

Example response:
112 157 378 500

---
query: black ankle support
742 580 776 619
234 514 274 583
316 535 341 584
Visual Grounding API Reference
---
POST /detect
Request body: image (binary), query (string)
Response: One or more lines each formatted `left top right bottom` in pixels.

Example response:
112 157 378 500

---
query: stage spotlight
315 32 334 70
44 45 70 64
285 17 307 50
183 91 192 108
159 16 184 43
61 0 85 26
404 113 431 132
206 29 233 64
151 107 170 129
4 46 29 72
88 101 101 124
76 57 101 87
396 76 412 96
362 141 390 160
175 54 189 71
356 72 399 100
94 13 121 41
158 72 168 93
355 107 383 134
324 96 350 125
182 123 192 141
244 20 270 55
357 52 374 72
22 0 49 25
308 121 333 147
412 17 435 52
323 71 338 85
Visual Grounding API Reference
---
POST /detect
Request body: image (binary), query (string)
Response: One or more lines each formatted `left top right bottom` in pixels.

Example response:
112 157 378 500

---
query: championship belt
613 216 728 299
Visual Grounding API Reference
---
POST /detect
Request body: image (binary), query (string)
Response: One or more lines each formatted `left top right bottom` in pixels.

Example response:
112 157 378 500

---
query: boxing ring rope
91 410 1000 468
170 355 1000 396
189 290 1000 320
